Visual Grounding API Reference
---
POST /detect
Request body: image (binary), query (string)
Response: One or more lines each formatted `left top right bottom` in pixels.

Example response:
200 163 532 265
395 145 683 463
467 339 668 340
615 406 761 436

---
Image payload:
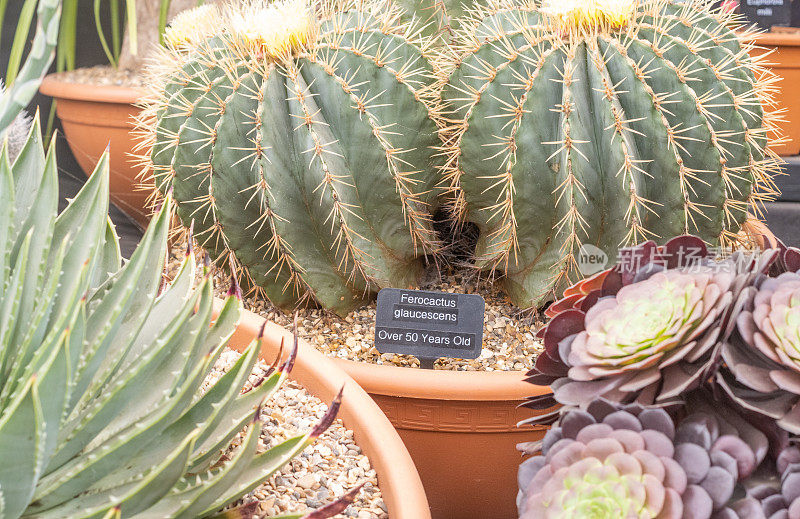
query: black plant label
374 288 484 367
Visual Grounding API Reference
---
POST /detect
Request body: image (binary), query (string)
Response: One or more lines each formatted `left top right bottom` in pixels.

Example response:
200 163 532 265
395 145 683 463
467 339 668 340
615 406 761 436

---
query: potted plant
134 0 787 517
746 28 800 157
36 0 219 227
0 101 430 516
517 235 800 517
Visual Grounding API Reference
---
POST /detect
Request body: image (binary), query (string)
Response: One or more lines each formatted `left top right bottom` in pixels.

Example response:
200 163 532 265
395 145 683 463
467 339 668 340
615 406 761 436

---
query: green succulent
438 0 781 309
394 0 482 38
0 118 341 518
0 0 60 134
139 0 442 316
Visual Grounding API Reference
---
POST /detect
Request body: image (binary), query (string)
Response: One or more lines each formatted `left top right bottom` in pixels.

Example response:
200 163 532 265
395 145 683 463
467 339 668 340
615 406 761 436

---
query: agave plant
517 395 787 519
0 82 32 162
0 119 345 518
524 236 771 422
717 266 800 435
0 0 60 134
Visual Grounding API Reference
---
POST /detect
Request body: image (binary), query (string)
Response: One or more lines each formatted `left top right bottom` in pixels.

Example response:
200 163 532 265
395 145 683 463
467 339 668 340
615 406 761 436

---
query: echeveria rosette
517 398 771 519
740 446 800 518
718 270 800 434
525 236 761 421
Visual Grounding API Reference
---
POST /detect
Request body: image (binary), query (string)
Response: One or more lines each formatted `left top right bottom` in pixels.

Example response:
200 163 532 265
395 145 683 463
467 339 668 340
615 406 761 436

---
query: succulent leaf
0 119 345 518
518 396 778 519
526 236 762 422
719 268 800 435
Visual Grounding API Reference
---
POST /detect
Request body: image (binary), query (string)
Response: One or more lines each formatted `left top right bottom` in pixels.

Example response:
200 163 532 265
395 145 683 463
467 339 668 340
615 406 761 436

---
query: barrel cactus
138 0 442 316
438 0 781 309
394 0 482 38
0 120 344 518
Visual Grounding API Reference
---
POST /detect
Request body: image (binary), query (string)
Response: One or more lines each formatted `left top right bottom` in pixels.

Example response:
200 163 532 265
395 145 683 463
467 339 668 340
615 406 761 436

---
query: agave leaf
64 302 87 411
188 344 286 471
86 341 262 493
176 424 264 518
198 433 314 517
90 280 215 446
112 256 202 387
0 144 14 287
187 294 242 392
0 377 44 518
68 200 170 415
90 218 121 289
147 421 263 518
9 117 45 238
31 355 208 510
30 327 72 474
2 237 67 402
32 431 199 519
48 276 209 472
47 148 110 319
8 129 57 375
0 230 33 394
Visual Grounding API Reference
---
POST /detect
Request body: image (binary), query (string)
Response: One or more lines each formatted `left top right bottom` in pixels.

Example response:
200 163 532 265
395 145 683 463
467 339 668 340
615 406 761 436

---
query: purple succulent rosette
718 269 800 434
741 446 800 518
517 398 771 518
525 236 766 422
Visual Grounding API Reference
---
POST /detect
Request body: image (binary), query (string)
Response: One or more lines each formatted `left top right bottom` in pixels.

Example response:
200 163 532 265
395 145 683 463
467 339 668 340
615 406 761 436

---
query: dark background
2 0 799 256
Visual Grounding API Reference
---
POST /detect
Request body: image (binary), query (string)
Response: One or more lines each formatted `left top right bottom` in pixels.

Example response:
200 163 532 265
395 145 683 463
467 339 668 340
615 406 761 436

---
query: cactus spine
438 0 782 309
139 0 441 316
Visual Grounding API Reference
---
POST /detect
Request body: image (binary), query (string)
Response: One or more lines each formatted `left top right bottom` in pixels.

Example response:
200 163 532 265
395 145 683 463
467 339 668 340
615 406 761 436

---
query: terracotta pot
219 302 432 519
39 74 149 226
747 32 800 156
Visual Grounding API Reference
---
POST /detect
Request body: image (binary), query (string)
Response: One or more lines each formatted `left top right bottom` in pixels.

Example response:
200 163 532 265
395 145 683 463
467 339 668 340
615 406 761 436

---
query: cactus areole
139 0 441 316
439 0 781 309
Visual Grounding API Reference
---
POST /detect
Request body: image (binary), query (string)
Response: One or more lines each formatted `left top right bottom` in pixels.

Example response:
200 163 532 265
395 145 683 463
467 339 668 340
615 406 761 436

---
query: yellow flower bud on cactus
163 4 220 49
229 0 317 60
540 0 637 34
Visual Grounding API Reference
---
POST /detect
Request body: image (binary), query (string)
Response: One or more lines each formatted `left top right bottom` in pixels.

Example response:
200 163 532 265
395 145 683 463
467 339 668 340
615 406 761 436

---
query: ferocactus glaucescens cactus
524 236 767 423
719 269 800 435
438 0 781 309
517 398 770 518
138 0 442 316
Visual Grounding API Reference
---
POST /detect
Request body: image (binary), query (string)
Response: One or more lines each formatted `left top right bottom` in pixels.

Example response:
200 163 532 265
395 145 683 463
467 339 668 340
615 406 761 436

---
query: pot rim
219 300 432 519
746 32 800 47
332 357 543 401
40 73 146 104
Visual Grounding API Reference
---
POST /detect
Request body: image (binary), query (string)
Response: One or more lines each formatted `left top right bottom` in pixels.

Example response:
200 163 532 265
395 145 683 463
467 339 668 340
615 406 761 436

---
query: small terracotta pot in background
220 303 432 519
747 31 800 157
39 75 149 227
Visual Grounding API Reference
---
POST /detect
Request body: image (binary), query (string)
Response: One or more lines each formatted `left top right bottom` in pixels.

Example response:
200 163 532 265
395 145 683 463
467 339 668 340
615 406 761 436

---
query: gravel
235 267 544 371
49 66 147 88
166 238 544 372
205 349 388 519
